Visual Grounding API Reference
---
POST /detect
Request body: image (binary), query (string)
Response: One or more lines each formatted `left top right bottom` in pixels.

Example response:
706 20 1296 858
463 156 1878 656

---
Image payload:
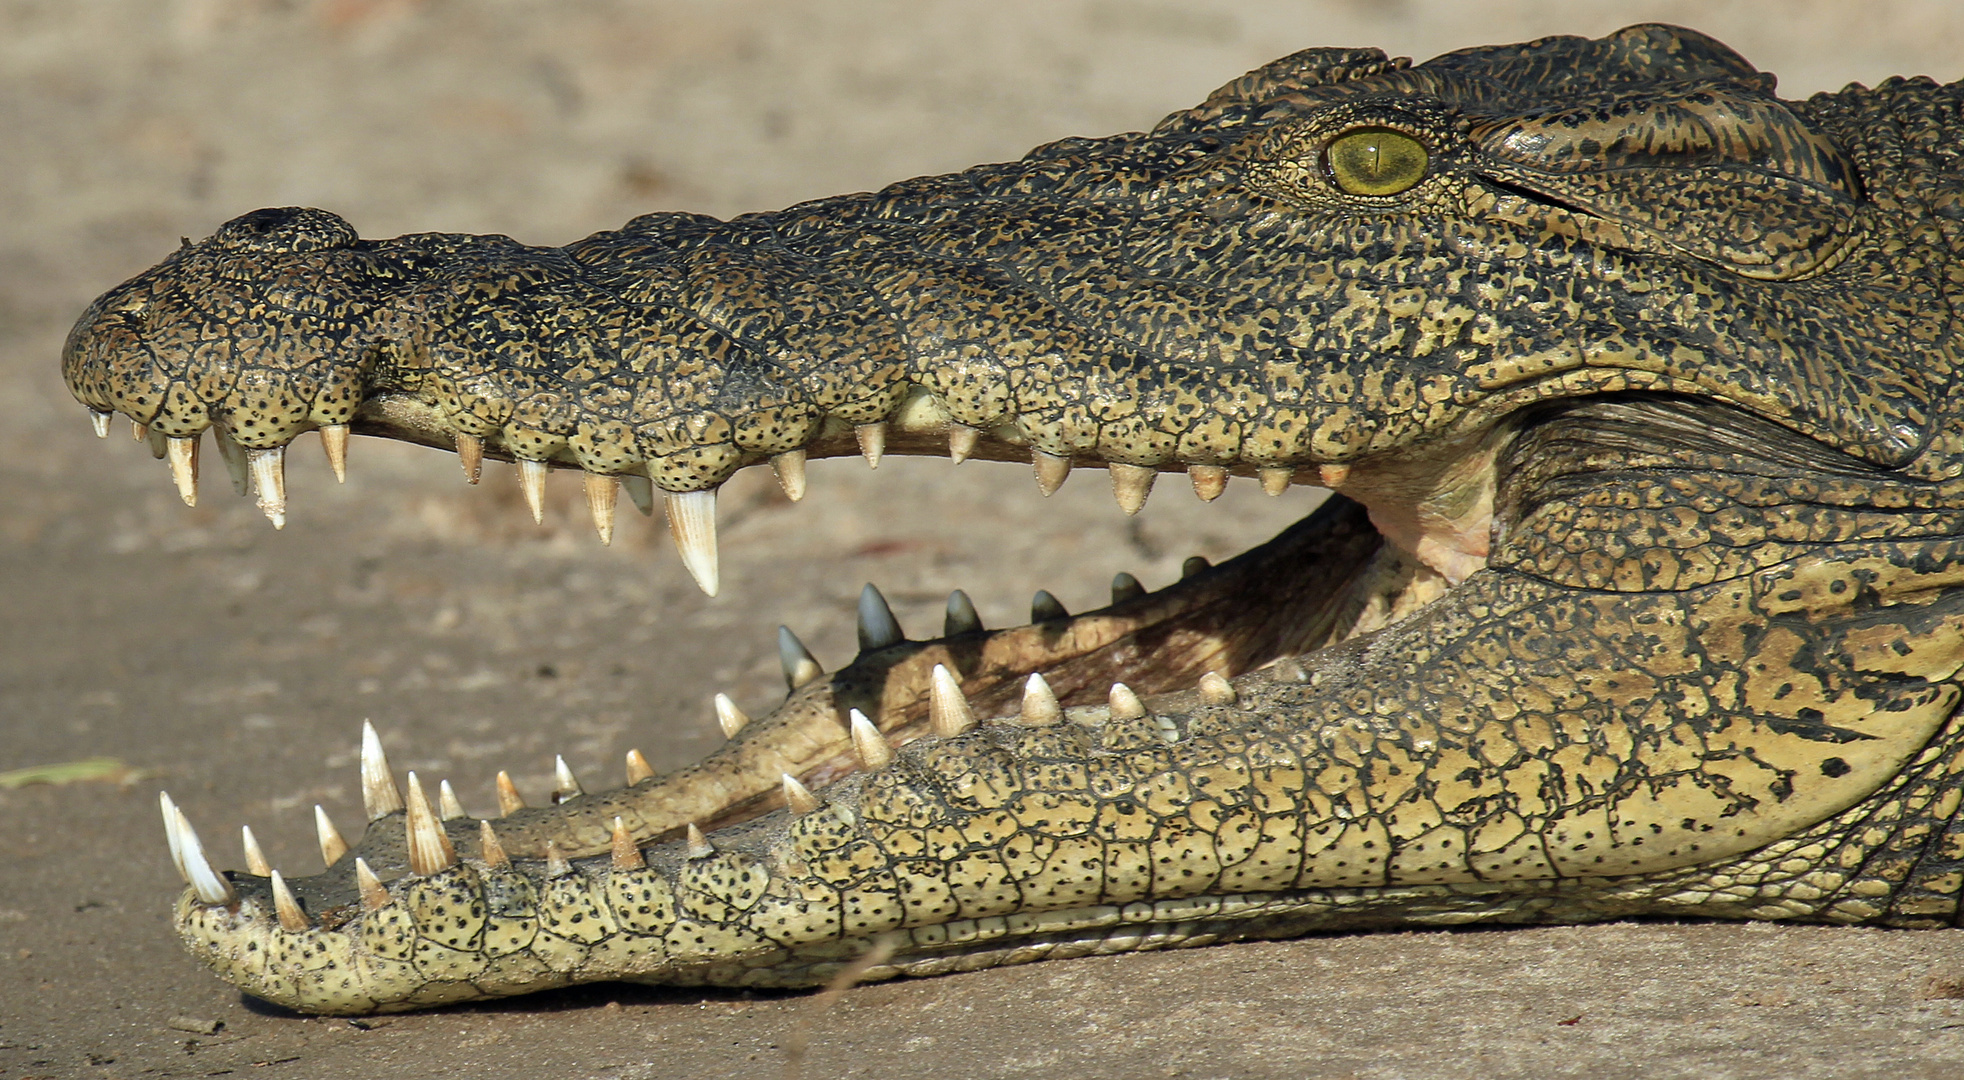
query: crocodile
60 24 1964 1015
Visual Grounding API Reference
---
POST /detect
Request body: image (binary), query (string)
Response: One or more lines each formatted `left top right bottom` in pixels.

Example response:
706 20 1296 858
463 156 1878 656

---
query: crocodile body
61 25 1964 1014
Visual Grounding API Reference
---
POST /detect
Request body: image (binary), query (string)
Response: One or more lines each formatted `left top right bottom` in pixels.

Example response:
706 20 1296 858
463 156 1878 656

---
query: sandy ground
6 2 1964 1077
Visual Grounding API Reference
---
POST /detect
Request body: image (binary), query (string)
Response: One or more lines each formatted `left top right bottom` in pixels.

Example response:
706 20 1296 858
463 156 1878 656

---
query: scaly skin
64 25 1964 1014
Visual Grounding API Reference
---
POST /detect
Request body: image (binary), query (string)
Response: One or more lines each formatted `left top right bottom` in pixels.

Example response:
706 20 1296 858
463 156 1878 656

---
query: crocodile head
62 24 1962 1013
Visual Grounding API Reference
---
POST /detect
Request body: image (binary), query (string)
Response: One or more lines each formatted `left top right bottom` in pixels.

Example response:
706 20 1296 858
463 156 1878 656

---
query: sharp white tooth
1109 463 1156 515
856 583 904 653
855 422 886 469
664 488 720 597
166 435 199 506
1187 464 1228 502
248 446 286 529
621 473 655 516
359 721 404 820
849 708 892 770
929 663 977 739
402 772 457 876
355 857 393 910
270 869 310 932
131 418 147 441
770 449 807 502
584 472 618 545
782 773 821 815
611 816 646 870
1110 572 1145 605
1182 555 1211 579
1109 682 1147 720
714 693 751 739
544 840 572 877
1198 671 1237 706
1259 465 1293 496
241 825 271 876
495 770 526 816
778 626 824 690
943 589 982 636
437 779 466 821
89 409 112 438
455 432 484 485
1031 590 1067 622
1021 672 1063 726
685 823 715 859
160 792 188 882
947 422 981 464
319 424 349 483
518 459 548 524
552 755 584 802
212 426 250 496
174 806 236 905
314 805 349 867
625 748 656 785
478 820 510 869
1319 463 1352 487
1033 449 1071 496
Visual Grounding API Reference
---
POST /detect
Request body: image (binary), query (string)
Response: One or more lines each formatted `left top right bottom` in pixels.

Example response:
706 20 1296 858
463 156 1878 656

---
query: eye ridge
1322 126 1429 197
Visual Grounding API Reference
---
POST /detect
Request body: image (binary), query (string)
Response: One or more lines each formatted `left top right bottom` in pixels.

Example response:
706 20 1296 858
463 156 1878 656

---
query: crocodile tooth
1187 464 1228 502
1198 671 1237 705
212 426 250 496
856 583 904 652
173 805 236 905
849 708 892 769
624 748 656 785
359 721 405 820
685 823 714 859
354 857 392 911
240 825 271 876
160 792 187 882
270 870 310 932
437 779 466 821
663 488 720 597
943 589 982 636
947 422 981 464
455 432 484 484
477 821 510 869
1110 571 1145 605
494 770 526 815
166 435 199 506
1109 682 1147 720
584 472 618 545
147 427 169 460
610 817 645 870
1021 673 1063 726
544 840 572 878
402 772 457 876
855 421 886 468
782 772 821 815
929 663 977 738
1109 463 1156 515
1319 463 1351 487
770 449 807 501
248 446 286 529
1033 449 1072 496
1031 590 1067 622
319 424 348 483
131 418 147 442
552 755 584 802
314 805 349 867
518 459 548 524
1258 466 1292 496
778 626 824 690
621 473 655 516
89 409 111 438
1182 555 1211 579
714 692 751 738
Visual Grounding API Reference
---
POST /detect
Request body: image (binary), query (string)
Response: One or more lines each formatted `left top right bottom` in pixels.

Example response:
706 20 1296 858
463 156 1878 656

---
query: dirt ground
7 2 1964 1077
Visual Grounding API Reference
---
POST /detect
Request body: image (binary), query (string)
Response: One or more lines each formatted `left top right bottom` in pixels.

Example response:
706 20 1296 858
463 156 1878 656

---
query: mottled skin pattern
62 25 1964 1014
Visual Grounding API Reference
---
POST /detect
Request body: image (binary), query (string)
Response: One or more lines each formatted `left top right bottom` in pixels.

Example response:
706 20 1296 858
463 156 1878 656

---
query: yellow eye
1323 127 1428 197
